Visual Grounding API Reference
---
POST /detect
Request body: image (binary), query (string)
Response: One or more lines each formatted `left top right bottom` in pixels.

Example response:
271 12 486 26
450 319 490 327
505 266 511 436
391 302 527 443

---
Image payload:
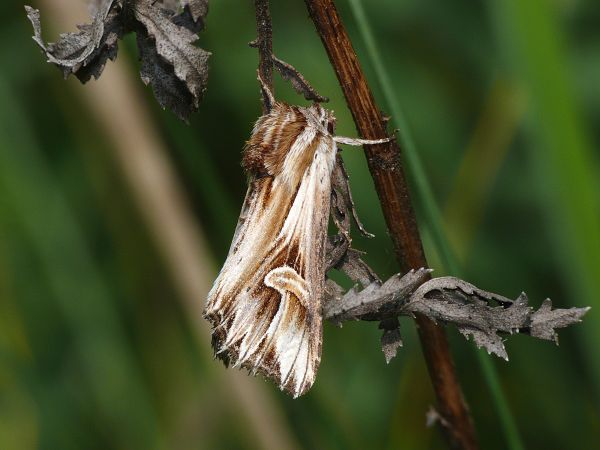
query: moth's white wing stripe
250 296 286 372
281 322 309 391
293 330 310 395
275 295 305 385
280 137 334 252
225 293 258 347
210 186 288 305
276 126 318 189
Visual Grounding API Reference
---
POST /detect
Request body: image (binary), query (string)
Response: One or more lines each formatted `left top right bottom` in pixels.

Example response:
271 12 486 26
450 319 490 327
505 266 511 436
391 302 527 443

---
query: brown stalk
254 0 274 111
303 0 478 448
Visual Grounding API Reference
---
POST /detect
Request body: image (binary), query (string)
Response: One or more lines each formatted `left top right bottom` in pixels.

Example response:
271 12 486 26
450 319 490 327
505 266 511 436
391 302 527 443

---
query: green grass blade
346 1 525 449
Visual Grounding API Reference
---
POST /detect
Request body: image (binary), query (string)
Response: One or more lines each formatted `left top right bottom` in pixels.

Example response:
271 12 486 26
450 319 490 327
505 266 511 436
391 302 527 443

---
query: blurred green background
1 0 599 449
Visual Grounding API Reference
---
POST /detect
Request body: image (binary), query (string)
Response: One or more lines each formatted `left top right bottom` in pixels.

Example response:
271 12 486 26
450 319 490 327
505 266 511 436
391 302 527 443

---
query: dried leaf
88 0 111 17
407 279 528 359
25 0 211 120
25 2 123 82
171 0 209 33
134 2 210 121
181 0 209 23
407 277 589 358
137 33 198 121
327 165 403 361
126 0 208 24
530 299 589 343
326 273 590 361
380 320 402 364
324 268 432 324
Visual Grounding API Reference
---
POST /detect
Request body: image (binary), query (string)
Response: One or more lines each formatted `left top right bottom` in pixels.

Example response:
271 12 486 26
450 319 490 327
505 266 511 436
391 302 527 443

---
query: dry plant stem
254 0 274 111
304 0 477 449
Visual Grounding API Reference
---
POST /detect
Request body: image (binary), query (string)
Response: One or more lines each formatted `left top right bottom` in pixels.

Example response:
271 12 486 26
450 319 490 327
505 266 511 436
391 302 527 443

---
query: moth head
307 103 336 135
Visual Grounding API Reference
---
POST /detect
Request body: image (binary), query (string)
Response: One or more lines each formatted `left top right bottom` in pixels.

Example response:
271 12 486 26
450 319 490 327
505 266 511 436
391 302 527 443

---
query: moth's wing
205 144 332 397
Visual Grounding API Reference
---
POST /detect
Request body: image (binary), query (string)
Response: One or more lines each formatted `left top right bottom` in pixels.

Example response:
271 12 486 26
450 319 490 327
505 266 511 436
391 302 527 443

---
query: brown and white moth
204 89 389 397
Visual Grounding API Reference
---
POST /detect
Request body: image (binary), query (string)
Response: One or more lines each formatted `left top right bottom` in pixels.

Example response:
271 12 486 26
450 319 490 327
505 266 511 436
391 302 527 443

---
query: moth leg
327 155 379 285
326 235 380 287
331 154 373 238
325 234 350 272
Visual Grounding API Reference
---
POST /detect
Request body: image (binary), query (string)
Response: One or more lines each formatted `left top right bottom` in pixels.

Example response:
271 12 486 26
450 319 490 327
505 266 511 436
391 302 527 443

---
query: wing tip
205 310 320 398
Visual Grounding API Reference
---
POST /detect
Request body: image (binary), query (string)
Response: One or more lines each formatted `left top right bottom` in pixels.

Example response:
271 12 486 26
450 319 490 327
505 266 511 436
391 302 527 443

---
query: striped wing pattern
204 103 336 397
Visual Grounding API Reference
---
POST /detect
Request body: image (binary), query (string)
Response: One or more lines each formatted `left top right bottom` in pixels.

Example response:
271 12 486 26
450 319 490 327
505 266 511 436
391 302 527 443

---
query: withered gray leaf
407 277 590 359
171 0 209 33
25 0 211 120
134 1 210 121
25 2 123 82
89 0 111 17
326 273 589 361
324 268 432 324
407 278 531 360
137 33 197 121
530 299 589 344
380 319 403 364
181 0 209 23
327 155 376 276
323 273 404 365
325 234 350 272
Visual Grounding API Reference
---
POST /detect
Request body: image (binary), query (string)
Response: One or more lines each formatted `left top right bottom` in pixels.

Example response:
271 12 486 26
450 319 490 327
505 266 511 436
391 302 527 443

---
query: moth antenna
333 135 394 146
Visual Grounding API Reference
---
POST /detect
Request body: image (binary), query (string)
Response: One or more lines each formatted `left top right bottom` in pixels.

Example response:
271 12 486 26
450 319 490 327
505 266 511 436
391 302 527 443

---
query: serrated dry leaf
25 0 211 120
181 0 209 23
325 271 589 361
408 277 589 358
137 33 197 120
530 298 589 344
133 1 210 121
380 320 403 364
25 2 123 82
324 268 432 324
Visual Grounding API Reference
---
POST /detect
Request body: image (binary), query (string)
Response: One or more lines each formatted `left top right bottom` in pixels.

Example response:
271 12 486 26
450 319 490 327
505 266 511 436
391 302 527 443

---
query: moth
204 85 390 397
